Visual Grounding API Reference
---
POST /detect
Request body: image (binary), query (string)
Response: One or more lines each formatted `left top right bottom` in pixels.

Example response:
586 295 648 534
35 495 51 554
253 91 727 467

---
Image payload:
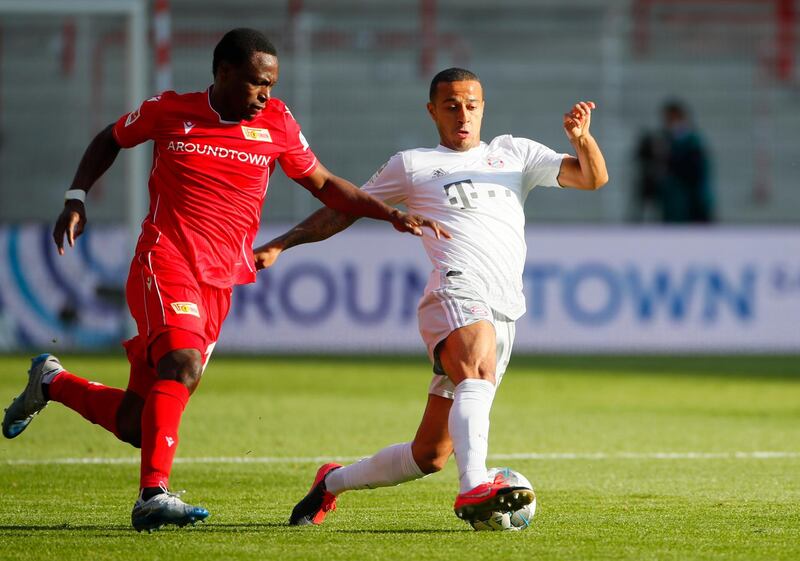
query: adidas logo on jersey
432 168 447 179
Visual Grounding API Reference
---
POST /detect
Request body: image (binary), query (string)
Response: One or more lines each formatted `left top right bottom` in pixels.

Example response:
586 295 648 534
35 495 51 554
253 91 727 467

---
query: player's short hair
429 67 481 101
212 28 277 76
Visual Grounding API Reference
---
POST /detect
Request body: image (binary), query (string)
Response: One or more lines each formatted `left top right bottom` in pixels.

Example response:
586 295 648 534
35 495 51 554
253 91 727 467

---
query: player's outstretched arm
256 163 450 271
556 101 609 191
293 163 449 238
253 206 358 270
53 123 122 255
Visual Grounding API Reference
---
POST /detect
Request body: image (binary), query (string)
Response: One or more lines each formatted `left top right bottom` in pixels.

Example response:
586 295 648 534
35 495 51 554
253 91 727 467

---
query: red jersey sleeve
112 94 166 148
278 108 318 178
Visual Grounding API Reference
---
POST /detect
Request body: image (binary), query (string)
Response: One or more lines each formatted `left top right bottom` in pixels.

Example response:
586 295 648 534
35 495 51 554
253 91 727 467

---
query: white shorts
417 282 516 400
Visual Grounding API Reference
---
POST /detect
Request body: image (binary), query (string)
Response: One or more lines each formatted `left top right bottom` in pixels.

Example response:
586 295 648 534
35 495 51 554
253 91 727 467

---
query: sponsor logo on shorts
241 126 272 142
170 302 200 317
467 304 490 317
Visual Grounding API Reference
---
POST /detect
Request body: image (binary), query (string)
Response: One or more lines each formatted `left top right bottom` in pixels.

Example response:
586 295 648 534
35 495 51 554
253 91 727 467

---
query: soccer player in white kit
254 67 609 525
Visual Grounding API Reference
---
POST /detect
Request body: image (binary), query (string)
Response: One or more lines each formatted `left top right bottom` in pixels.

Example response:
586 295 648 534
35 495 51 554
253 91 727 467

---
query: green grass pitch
0 354 798 560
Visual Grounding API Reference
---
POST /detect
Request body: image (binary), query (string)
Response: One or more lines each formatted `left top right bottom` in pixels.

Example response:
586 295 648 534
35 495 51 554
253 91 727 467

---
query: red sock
48 372 125 440
140 380 190 490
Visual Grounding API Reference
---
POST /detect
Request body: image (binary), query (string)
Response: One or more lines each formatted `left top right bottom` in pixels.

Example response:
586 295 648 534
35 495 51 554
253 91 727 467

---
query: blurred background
0 0 798 355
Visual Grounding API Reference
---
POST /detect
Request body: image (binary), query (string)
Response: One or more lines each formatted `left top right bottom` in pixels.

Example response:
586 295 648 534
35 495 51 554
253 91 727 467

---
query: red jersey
113 89 318 288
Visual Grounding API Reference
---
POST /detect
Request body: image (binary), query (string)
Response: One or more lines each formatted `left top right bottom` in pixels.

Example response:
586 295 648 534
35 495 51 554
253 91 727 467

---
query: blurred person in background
631 99 714 223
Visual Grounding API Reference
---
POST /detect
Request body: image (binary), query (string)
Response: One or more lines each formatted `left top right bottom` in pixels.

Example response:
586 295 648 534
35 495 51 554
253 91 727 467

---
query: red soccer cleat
288 462 343 526
453 471 535 521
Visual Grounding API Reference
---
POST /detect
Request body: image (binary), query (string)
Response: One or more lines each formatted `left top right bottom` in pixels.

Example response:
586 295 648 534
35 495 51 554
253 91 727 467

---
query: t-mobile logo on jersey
443 179 477 209
443 179 513 209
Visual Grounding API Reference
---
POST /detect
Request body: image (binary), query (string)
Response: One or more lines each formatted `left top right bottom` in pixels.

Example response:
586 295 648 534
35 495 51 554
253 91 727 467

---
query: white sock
325 442 425 496
450 378 496 494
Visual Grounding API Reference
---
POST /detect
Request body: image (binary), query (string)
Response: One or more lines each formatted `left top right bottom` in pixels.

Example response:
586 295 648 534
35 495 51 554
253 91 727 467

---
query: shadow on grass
330 528 465 534
0 521 286 533
0 522 468 535
202 523 466 534
0 524 133 533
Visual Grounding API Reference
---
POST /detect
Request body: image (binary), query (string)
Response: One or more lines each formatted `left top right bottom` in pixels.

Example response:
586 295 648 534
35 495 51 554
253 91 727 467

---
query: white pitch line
2 451 799 466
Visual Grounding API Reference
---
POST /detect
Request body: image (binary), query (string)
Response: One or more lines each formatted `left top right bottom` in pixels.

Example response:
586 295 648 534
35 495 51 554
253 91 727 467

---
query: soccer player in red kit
2 28 446 532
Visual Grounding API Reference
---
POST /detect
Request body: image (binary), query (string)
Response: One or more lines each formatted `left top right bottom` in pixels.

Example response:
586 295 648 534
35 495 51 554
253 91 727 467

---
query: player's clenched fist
53 200 87 256
563 101 595 141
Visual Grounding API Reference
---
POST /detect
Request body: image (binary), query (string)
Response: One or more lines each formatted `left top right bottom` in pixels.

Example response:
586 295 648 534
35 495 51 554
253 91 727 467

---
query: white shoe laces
156 482 189 505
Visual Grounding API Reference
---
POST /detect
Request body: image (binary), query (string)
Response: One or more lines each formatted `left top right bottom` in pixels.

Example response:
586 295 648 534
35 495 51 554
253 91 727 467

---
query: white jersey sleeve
362 152 409 205
512 137 567 192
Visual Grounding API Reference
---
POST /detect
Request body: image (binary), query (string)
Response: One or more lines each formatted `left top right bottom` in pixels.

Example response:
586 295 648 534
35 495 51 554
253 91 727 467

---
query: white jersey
363 134 567 320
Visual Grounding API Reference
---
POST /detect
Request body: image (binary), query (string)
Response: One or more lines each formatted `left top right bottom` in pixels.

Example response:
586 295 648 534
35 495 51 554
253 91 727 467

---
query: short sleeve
361 153 408 205
112 94 164 148
513 137 567 192
278 108 318 179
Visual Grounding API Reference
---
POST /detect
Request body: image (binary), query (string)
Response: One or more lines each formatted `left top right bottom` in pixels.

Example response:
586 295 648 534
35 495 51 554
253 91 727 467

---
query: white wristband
65 189 87 203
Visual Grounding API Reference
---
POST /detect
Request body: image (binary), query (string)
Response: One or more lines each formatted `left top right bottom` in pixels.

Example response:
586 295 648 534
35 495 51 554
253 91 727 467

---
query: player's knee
115 415 141 448
455 366 496 386
115 393 143 448
156 349 203 393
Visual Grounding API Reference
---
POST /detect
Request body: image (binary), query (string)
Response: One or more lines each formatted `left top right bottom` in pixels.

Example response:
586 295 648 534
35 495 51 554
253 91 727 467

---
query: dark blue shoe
131 487 210 532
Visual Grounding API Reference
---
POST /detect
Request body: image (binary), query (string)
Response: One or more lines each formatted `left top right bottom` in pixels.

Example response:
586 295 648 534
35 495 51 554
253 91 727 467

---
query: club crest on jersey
170 302 200 317
241 126 272 142
486 156 505 168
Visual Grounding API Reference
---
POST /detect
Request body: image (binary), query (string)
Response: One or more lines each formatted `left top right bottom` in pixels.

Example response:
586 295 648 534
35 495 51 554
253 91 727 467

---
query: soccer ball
469 467 536 532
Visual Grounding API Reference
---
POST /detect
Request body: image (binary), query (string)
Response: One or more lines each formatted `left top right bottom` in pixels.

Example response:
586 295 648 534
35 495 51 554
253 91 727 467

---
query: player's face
215 51 279 121
427 80 484 151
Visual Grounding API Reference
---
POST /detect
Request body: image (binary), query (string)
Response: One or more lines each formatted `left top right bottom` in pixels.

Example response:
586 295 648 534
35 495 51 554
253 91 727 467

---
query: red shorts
122 244 232 398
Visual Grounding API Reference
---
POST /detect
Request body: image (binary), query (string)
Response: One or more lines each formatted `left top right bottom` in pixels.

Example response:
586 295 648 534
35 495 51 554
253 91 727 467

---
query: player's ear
215 60 233 82
426 102 435 120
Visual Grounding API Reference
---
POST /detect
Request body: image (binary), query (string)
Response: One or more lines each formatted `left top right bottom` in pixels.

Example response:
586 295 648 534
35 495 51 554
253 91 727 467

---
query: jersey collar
435 141 486 154
206 86 241 125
